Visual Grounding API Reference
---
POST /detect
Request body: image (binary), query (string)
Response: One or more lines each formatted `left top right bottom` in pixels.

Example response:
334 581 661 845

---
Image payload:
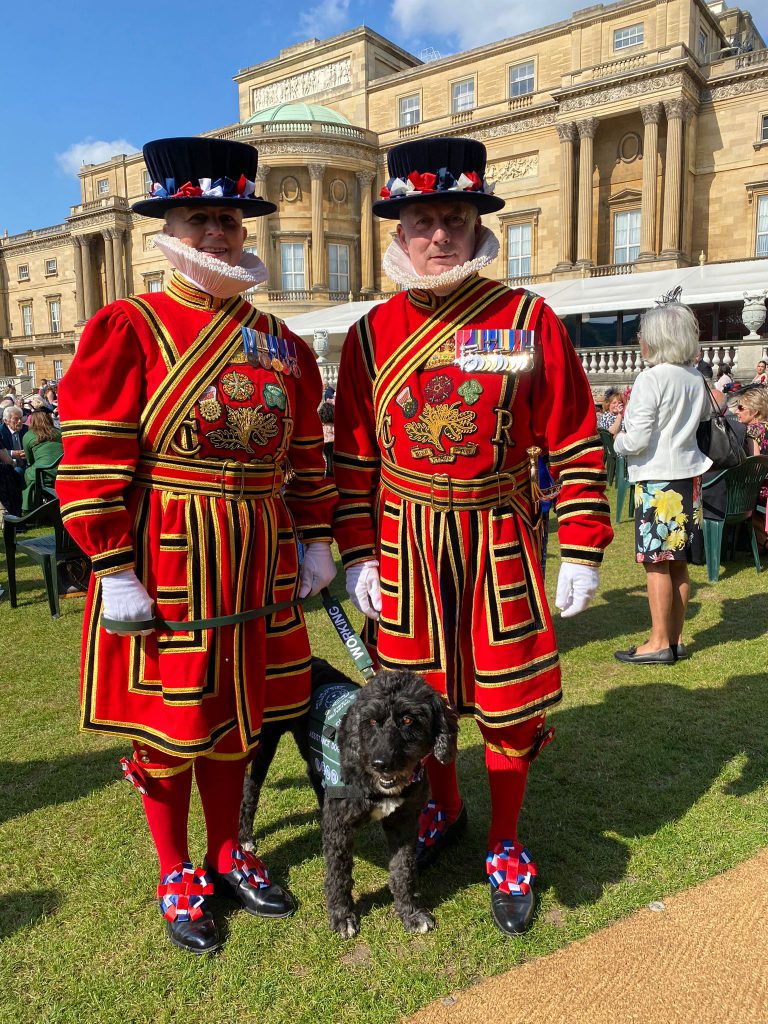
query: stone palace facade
1 0 767 384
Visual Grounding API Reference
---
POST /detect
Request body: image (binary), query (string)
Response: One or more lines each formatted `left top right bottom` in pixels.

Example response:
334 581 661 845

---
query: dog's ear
429 689 459 765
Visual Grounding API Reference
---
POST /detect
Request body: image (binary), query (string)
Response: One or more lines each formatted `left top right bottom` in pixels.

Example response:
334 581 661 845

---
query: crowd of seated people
0 382 60 523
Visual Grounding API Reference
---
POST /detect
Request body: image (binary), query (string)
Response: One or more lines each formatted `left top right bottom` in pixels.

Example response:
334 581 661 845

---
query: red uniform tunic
333 275 612 728
57 273 336 757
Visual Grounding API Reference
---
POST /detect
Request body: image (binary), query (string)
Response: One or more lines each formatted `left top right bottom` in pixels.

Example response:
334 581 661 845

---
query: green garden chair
599 427 633 522
2 486 90 617
701 454 768 583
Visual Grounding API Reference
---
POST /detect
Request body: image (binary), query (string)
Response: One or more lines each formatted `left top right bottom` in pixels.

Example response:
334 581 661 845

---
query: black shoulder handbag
695 383 746 471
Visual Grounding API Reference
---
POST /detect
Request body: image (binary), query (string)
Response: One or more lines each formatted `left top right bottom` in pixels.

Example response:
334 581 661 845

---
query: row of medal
242 327 302 378
453 328 536 374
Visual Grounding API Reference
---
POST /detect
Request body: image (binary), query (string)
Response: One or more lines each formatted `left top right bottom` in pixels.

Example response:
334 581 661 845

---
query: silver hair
638 303 700 366
2 405 23 422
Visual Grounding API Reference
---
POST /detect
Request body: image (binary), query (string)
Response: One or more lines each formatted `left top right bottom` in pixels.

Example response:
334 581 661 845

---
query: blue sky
1 0 766 236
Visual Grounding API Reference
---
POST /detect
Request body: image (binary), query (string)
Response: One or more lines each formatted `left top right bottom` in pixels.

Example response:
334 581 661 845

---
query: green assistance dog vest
308 681 360 799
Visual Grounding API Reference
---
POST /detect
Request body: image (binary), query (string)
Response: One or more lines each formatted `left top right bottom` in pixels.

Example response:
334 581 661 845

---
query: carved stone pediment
608 188 643 205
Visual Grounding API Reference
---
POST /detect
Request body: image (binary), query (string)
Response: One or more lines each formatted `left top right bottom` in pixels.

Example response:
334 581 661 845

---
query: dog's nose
371 756 388 770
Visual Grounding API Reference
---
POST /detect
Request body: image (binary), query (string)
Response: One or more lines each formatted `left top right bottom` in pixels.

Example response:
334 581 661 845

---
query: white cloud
390 0 575 50
298 0 353 39
56 138 140 177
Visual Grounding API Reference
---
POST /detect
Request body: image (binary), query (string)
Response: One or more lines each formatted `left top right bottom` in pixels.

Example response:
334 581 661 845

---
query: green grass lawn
1 514 766 1024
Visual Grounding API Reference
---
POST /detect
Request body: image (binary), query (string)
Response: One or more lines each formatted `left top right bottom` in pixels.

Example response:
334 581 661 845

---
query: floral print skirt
634 477 704 564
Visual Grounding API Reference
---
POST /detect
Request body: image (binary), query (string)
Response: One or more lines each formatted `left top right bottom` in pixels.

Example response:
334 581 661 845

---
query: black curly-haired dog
322 668 458 938
238 660 458 937
238 657 347 850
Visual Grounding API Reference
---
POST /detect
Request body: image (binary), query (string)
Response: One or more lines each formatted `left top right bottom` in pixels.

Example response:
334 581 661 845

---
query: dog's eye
401 715 413 726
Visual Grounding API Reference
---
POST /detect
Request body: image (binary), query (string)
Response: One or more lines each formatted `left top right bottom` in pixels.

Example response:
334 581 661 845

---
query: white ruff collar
382 225 500 292
152 233 268 298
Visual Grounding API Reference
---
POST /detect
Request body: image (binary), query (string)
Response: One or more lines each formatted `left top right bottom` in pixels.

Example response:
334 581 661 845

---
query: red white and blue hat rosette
372 137 505 219
132 137 276 219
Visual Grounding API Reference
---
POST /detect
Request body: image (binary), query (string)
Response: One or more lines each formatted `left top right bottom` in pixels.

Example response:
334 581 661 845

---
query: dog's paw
240 840 255 853
329 911 359 939
401 908 435 934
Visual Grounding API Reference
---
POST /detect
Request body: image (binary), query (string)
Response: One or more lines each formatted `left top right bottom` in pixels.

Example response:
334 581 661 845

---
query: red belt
134 453 284 502
379 459 531 513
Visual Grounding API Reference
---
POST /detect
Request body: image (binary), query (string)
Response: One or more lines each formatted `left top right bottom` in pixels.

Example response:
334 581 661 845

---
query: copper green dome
245 102 351 125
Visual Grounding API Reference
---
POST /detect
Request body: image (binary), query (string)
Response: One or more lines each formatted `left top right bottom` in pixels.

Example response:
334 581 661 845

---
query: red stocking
194 755 250 873
479 717 544 848
423 753 463 823
138 759 193 879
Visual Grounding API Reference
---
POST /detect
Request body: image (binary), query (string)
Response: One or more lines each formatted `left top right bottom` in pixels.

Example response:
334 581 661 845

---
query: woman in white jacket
613 303 711 664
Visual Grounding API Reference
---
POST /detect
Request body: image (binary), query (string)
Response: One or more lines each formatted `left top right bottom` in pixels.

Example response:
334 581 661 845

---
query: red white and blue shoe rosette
486 840 537 897
157 862 214 922
417 800 447 851
231 846 271 889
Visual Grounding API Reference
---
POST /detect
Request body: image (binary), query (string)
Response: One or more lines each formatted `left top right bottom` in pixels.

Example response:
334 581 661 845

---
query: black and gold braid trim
559 546 604 565
91 548 135 576
340 545 377 568
549 436 603 466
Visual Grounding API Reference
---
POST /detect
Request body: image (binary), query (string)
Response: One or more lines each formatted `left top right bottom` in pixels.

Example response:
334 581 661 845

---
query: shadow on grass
523 671 768 908
0 889 61 939
554 587 703 654
0 747 124 825
341 667 768 916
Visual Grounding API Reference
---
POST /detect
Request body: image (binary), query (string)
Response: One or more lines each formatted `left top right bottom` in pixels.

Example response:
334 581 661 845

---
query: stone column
113 229 126 299
356 169 376 294
661 98 694 257
102 229 116 304
576 118 598 266
72 236 86 323
308 163 327 293
252 164 271 289
555 122 577 269
639 103 662 260
82 234 96 319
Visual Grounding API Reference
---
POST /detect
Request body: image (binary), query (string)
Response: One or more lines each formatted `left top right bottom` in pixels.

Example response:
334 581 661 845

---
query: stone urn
741 291 767 340
313 328 329 363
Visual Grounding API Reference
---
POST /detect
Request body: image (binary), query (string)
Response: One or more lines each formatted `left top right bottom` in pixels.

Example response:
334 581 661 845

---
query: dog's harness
308 681 361 799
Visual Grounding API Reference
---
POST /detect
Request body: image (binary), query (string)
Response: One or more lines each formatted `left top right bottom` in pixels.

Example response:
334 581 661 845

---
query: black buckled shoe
490 885 536 936
205 847 296 919
416 801 468 871
158 862 220 954
486 841 538 937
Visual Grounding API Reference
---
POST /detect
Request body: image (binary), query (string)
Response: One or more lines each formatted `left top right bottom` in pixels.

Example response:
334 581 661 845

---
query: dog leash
100 599 300 635
100 587 376 680
319 587 375 679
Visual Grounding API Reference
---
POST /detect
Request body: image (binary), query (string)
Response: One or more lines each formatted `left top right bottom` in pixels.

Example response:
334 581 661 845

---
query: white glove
345 559 382 621
555 563 600 619
298 542 337 599
100 568 155 636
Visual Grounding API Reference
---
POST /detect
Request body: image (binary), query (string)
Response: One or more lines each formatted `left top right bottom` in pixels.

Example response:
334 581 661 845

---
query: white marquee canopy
283 259 768 347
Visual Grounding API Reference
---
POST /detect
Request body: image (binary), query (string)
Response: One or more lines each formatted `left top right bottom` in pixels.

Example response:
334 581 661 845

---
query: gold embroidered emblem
207 405 279 453
221 370 255 402
404 402 478 463
199 398 223 422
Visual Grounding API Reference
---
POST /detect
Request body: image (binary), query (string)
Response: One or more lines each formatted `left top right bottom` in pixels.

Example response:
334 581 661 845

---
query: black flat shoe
165 911 220 954
205 849 296 919
158 862 220 954
614 646 675 664
416 802 468 871
673 643 688 660
490 885 536 936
